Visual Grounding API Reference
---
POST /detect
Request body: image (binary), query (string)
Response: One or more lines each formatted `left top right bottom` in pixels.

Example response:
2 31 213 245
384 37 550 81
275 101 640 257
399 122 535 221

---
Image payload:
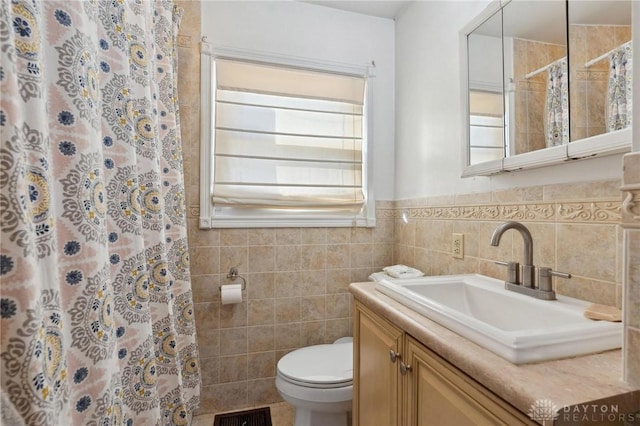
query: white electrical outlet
452 233 464 259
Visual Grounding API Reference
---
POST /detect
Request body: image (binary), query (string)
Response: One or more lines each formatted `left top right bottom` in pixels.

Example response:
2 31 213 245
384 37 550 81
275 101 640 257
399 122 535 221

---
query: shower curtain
0 1 200 425
544 58 569 147
607 42 633 132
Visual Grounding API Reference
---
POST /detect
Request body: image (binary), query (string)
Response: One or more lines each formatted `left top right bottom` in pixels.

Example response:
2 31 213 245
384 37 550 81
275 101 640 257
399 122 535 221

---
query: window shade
212 58 366 210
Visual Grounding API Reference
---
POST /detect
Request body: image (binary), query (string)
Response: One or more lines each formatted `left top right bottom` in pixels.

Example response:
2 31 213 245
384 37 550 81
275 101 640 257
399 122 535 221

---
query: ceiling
301 1 410 19
473 0 631 45
299 0 632 38
300 1 632 24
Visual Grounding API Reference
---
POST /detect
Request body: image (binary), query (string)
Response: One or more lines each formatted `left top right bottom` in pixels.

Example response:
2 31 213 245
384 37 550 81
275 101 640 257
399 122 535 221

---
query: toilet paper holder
224 267 246 290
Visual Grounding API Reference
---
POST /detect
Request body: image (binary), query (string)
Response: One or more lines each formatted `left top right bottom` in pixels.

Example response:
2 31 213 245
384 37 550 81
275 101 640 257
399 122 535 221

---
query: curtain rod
525 56 566 80
584 40 632 68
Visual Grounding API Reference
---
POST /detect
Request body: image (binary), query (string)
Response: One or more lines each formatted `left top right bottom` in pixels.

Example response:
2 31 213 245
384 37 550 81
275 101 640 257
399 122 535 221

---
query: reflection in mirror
466 0 568 166
463 0 633 176
467 10 504 166
568 0 632 141
503 0 567 154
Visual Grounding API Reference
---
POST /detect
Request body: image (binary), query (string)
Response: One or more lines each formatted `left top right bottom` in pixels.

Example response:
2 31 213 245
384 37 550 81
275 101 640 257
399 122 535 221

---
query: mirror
462 0 632 176
568 1 632 141
504 1 567 154
467 9 505 165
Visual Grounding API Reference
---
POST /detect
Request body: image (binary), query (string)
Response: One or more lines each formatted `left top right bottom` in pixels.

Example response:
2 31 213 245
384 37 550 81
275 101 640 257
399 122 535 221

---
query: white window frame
199 42 376 228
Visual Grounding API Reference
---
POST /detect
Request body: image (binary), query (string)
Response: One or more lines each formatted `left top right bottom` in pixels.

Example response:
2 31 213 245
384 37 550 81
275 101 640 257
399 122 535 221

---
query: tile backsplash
393 179 624 309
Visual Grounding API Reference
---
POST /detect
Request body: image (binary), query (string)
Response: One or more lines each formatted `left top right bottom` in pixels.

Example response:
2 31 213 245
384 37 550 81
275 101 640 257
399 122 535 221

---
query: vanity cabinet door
354 302 404 426
404 336 535 426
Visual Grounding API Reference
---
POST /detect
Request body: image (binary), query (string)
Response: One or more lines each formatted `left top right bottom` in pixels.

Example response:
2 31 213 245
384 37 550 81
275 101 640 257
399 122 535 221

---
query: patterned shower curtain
607 41 633 132
544 57 569 147
0 1 200 425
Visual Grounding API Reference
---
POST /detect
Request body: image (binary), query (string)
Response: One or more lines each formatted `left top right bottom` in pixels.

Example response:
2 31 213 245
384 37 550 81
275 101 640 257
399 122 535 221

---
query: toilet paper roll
221 284 243 305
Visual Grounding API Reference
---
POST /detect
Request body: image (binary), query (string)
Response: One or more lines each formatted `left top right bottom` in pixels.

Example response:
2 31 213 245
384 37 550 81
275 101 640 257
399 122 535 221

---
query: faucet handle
538 267 571 292
495 260 520 285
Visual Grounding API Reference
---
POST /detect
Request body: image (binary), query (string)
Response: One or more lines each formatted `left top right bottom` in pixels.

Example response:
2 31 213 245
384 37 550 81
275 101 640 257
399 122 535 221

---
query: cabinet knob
389 350 401 363
400 362 412 375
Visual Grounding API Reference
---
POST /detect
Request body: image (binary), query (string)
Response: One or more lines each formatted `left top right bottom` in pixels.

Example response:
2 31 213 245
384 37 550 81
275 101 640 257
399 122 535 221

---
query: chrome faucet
490 221 571 300
490 221 535 288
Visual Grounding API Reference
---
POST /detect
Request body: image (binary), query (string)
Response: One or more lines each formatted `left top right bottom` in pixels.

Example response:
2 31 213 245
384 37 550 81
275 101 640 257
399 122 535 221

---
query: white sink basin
374 274 622 364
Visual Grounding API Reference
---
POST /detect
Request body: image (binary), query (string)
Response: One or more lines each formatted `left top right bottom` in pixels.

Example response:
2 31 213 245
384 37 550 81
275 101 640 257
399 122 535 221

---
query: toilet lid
277 343 353 386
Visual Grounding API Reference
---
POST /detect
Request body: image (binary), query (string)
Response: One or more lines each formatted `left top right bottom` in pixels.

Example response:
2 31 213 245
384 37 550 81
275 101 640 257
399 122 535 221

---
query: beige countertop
349 282 640 424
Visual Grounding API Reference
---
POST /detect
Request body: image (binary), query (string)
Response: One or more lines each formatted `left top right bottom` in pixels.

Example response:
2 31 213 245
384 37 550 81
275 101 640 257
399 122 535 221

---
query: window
200 45 375 228
468 90 505 165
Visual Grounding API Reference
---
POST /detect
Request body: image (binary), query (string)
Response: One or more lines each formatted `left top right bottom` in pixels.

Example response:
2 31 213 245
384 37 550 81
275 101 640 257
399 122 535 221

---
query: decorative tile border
383 200 621 224
189 201 621 224
376 209 396 219
621 153 640 229
177 34 192 48
622 190 640 227
558 202 621 223
188 205 200 218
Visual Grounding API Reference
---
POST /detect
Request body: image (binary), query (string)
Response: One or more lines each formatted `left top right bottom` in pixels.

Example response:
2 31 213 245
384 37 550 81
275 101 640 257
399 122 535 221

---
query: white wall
394 1 625 200
201 1 396 201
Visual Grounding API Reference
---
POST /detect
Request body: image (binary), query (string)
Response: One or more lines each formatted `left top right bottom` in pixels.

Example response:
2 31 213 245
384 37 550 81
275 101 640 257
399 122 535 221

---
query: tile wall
622 152 640 386
187 215 394 414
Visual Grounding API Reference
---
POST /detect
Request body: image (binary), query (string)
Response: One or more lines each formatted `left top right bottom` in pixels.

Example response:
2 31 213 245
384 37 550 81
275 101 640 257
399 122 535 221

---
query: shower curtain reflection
544 58 569 147
607 42 633 132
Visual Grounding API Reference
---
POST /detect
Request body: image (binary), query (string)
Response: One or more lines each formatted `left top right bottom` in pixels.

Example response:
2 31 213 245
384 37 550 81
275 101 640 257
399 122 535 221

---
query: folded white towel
368 272 389 282
382 264 424 279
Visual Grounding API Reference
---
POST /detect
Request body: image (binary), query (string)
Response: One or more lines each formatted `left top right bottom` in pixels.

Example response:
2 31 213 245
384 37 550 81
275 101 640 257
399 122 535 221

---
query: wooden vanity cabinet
404 336 535 426
354 302 535 426
353 302 404 426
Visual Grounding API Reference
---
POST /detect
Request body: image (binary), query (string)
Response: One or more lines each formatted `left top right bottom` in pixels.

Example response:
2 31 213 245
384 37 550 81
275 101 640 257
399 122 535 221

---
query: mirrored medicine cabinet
461 0 632 176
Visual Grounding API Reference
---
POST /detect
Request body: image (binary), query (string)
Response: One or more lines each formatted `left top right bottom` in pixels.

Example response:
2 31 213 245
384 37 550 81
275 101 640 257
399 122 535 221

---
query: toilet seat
277 343 353 389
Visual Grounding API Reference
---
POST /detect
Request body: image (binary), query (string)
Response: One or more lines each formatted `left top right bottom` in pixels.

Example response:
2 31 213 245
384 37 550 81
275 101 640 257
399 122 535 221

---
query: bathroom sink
374 274 622 364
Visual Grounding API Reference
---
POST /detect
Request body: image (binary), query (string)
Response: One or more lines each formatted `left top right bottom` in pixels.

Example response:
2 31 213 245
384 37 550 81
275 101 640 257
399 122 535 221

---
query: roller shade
212 58 366 210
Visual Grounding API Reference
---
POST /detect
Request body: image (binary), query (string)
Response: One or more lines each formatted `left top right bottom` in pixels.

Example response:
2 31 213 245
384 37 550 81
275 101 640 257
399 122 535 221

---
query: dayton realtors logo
529 399 639 424
528 399 560 424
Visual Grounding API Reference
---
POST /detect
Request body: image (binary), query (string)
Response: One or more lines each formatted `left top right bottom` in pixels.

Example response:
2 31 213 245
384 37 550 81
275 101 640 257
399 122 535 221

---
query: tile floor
192 402 295 426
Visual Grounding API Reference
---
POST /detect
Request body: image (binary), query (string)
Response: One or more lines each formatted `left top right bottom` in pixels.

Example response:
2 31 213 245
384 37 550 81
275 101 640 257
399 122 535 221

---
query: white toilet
275 337 353 426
